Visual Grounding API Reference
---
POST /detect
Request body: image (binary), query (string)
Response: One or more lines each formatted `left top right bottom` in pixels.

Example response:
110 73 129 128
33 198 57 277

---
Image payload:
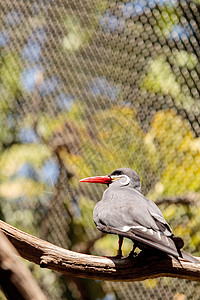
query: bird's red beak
79 175 112 184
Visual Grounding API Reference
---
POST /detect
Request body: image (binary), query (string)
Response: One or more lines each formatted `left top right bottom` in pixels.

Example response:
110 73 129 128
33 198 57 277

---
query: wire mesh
0 0 200 299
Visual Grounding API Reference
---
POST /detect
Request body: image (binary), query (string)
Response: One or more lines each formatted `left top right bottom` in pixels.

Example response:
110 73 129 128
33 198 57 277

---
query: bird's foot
138 248 161 258
127 250 137 258
117 249 123 258
127 243 138 258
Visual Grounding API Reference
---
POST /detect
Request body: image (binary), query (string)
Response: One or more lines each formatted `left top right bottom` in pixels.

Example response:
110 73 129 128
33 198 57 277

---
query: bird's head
79 168 141 192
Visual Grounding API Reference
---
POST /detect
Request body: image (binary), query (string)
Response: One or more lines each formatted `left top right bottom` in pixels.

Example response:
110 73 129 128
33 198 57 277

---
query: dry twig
0 231 47 300
155 193 200 206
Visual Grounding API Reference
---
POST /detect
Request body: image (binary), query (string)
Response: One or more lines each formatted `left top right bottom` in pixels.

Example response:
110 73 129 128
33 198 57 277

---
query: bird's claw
127 250 137 258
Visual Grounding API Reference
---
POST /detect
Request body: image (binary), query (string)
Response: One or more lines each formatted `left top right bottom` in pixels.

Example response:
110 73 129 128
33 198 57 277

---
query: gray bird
80 168 199 263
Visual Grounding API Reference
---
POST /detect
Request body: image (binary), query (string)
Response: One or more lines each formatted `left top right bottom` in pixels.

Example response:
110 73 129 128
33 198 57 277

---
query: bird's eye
113 170 123 176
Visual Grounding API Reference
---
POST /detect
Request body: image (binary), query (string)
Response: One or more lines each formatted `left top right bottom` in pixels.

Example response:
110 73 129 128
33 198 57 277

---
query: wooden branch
0 220 200 282
155 193 200 206
0 231 47 300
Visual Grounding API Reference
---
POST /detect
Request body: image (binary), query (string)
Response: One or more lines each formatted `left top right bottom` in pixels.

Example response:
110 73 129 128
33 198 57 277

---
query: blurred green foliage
0 0 200 299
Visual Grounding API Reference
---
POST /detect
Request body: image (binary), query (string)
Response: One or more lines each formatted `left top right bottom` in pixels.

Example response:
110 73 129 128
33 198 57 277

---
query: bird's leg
116 236 123 258
128 242 138 258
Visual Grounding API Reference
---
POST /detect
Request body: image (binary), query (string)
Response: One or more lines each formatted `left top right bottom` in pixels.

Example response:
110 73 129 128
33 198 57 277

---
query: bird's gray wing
145 197 173 236
95 187 172 234
93 188 183 258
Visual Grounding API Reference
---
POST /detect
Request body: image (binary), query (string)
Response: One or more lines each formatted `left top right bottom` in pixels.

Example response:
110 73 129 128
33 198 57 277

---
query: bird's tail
180 250 200 264
171 235 200 264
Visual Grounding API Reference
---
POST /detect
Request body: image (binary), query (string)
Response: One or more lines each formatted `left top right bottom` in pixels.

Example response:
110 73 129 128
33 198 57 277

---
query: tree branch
0 220 200 282
155 193 200 206
0 231 47 300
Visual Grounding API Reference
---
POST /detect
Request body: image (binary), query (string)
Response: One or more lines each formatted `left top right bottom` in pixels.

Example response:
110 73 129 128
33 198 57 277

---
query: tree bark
0 230 47 300
0 220 200 282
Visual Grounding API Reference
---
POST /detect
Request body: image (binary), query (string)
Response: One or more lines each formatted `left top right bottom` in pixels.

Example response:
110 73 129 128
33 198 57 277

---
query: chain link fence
0 0 200 299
